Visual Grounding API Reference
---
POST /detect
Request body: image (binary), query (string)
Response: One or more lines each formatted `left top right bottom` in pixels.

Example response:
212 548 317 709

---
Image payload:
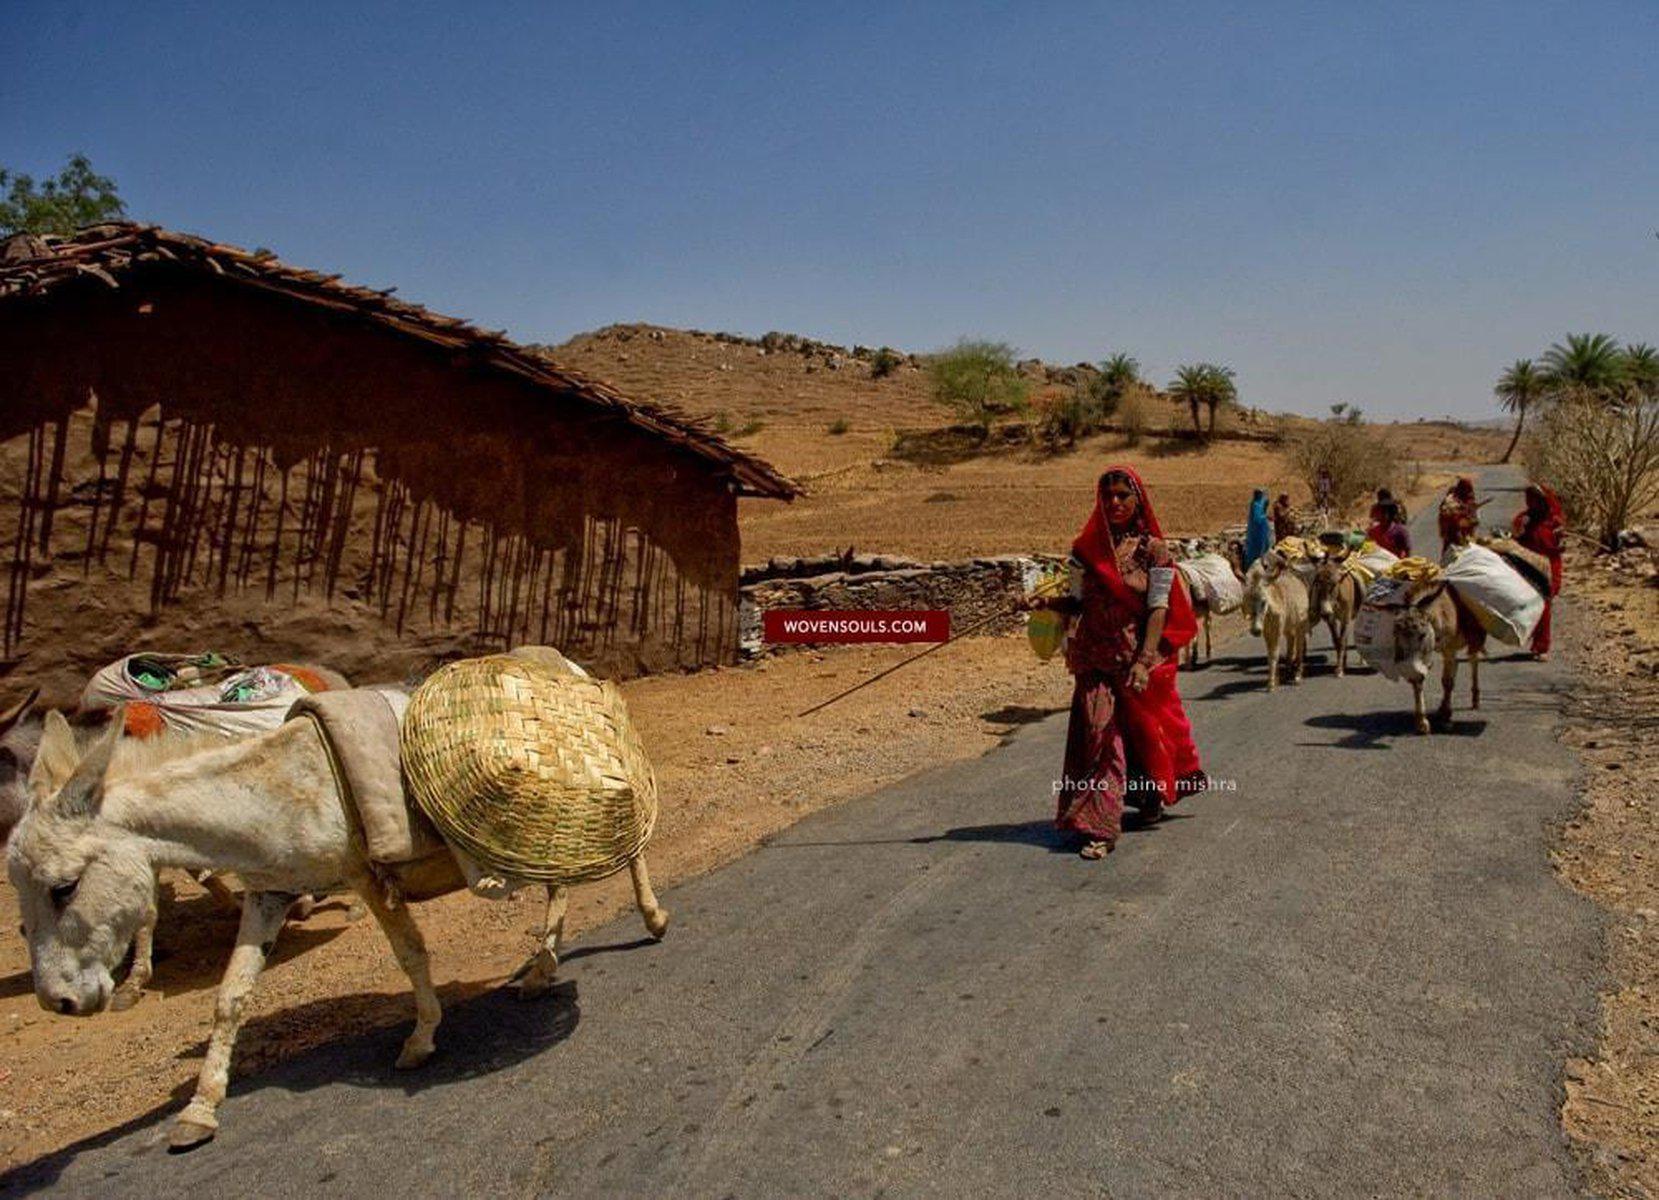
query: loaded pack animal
1175 544 1244 669
1 666 356 1012
8 687 669 1150
1308 558 1364 677
1242 549 1309 690
1388 581 1486 734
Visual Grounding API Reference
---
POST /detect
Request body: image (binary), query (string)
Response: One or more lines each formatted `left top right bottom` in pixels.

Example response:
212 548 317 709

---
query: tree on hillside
0 154 125 236
1494 358 1546 464
1540 332 1625 400
1622 342 1659 400
926 338 1030 434
1090 352 1142 417
1168 363 1237 439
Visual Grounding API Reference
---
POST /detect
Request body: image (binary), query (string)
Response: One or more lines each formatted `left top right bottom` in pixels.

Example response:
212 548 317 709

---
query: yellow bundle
1025 563 1072 662
1274 536 1322 561
1384 556 1443 584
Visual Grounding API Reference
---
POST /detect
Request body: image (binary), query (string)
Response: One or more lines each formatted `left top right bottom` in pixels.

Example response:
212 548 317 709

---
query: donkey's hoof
344 899 369 923
1415 720 1431 735
645 909 670 940
512 951 559 999
168 1117 217 1152
395 1041 435 1070
110 985 145 1012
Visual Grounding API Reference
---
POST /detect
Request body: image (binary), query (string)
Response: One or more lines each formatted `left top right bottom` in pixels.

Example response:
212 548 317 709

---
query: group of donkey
3 661 671 1151
1182 540 1484 734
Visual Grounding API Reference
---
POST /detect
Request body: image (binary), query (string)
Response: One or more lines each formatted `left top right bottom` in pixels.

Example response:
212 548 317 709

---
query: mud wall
0 272 740 702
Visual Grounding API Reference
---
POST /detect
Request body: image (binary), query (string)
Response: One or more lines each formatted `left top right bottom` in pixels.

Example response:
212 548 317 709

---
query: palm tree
1494 359 1545 463
1623 342 1659 400
1168 363 1237 439
1540 332 1625 399
1089 352 1142 418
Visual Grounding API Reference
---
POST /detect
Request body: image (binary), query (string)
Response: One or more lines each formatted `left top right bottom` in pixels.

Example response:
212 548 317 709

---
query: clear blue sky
4 1 1655 420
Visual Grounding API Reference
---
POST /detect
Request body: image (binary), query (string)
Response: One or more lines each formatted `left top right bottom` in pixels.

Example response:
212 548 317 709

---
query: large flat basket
400 655 658 884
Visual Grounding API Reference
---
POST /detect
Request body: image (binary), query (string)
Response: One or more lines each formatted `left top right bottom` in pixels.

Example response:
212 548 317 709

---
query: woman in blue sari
1243 488 1272 569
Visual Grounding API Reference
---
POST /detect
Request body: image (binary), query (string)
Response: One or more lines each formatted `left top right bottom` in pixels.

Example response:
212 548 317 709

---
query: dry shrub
1287 421 1399 516
1523 394 1659 548
1118 388 1159 446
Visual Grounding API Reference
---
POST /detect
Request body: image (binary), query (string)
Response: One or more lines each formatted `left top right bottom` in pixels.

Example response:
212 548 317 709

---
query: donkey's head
1390 586 1445 684
7 709 153 1016
1310 560 1343 622
1244 551 1286 636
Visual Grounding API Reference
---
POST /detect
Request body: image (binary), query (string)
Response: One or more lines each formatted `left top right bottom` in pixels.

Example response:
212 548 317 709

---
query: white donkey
8 705 669 1151
1243 550 1310 691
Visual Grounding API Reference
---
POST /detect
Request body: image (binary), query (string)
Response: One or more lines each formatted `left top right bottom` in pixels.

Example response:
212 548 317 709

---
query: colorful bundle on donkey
400 649 659 884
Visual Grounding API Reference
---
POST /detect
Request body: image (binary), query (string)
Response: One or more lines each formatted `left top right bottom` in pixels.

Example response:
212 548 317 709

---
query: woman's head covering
1452 477 1476 501
1517 483 1564 529
1251 487 1266 501
1072 465 1198 652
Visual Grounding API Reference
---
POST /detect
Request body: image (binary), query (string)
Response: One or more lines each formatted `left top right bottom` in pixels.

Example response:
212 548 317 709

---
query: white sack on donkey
1440 544 1545 645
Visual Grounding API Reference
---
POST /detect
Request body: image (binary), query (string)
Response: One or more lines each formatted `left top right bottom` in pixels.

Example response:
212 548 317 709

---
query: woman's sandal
1080 840 1113 860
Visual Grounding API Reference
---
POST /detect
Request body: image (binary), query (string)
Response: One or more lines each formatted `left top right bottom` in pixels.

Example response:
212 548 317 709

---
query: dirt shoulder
0 632 1080 1171
1554 536 1659 1199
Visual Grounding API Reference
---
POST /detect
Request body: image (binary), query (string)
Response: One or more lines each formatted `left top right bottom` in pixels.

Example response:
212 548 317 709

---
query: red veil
1071 464 1199 654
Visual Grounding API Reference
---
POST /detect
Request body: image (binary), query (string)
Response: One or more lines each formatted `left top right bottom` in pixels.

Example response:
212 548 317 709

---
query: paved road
7 466 1603 1198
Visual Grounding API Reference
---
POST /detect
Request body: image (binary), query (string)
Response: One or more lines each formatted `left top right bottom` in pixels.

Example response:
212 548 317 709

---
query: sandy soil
1553 535 1659 1199
0 631 1087 1170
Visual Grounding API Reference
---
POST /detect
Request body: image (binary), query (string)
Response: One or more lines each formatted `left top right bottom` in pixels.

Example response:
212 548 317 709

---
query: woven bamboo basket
400 655 657 884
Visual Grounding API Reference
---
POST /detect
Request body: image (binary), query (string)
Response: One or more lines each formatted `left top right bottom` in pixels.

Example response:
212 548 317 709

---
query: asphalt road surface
7 465 1603 1199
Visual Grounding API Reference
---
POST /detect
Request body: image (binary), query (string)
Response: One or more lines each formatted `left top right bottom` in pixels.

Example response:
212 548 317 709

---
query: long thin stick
794 604 1020 718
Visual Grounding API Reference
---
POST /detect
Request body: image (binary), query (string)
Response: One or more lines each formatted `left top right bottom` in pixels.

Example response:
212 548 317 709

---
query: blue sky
4 1 1655 419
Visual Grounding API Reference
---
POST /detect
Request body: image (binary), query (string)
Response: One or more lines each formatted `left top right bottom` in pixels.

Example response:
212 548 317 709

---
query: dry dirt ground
1555 535 1659 1199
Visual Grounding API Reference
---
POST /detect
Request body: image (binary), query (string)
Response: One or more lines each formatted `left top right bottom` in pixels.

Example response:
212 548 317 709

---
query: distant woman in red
1513 484 1565 659
1026 466 1205 859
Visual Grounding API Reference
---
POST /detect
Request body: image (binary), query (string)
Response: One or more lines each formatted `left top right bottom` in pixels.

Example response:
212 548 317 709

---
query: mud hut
0 223 796 700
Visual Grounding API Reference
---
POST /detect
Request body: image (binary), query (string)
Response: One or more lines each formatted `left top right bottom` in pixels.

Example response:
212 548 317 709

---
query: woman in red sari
1027 466 1205 859
1513 484 1565 659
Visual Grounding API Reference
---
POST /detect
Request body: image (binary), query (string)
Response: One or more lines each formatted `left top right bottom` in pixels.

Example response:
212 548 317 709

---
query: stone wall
737 553 1066 658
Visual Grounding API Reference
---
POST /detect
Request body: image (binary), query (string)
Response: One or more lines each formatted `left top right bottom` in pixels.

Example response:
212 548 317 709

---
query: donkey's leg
197 870 242 912
110 908 155 1012
630 855 670 939
512 885 570 1000
352 877 442 1069
1413 679 1430 735
1436 649 1457 723
1469 649 1481 710
1204 613 1213 664
169 890 294 1150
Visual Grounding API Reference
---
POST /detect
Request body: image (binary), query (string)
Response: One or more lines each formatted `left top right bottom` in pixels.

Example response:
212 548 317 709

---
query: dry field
552 324 1509 561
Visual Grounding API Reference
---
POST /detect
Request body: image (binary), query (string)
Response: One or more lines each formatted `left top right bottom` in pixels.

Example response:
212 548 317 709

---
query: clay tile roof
0 222 798 499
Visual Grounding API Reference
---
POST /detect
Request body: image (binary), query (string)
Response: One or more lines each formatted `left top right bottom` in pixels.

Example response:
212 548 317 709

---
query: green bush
870 347 903 378
926 338 1030 433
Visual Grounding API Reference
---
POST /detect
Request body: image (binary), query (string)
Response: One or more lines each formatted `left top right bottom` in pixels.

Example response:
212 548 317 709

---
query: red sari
1513 485 1564 654
1056 467 1204 848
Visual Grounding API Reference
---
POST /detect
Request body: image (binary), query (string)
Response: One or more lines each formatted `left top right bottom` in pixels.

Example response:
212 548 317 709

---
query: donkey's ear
0 687 38 736
1412 585 1444 609
28 710 82 805
52 707 123 819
